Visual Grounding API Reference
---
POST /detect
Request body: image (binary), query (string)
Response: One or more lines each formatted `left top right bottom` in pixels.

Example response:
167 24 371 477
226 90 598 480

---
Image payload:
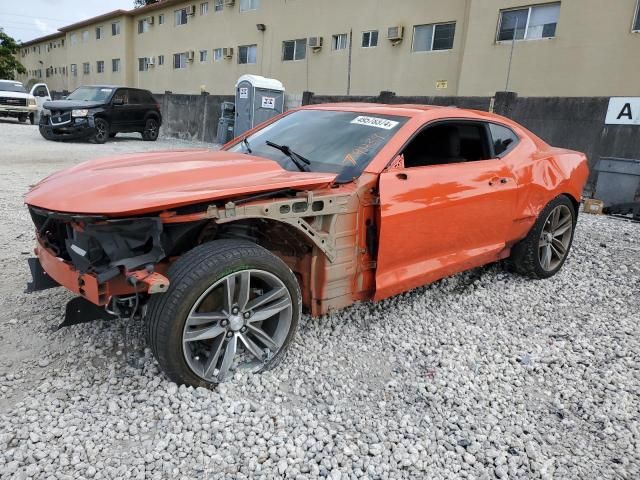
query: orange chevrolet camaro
25 104 589 387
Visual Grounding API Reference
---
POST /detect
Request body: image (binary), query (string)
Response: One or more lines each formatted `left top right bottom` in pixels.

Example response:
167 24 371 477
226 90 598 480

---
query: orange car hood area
25 149 336 215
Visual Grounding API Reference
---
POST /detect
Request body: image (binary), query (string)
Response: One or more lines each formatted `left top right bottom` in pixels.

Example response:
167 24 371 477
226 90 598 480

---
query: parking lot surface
0 120 639 479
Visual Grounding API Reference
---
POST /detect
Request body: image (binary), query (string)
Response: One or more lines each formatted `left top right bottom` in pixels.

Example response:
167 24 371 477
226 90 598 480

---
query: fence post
493 91 518 117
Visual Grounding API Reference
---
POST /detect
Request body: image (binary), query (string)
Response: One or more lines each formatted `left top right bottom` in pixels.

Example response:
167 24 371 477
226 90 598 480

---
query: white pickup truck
0 80 51 124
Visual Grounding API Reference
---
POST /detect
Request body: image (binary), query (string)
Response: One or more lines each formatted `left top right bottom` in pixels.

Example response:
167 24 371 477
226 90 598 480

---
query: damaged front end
26 206 198 328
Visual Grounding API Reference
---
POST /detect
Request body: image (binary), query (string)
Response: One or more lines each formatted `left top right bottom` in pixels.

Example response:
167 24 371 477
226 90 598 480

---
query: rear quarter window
489 123 519 157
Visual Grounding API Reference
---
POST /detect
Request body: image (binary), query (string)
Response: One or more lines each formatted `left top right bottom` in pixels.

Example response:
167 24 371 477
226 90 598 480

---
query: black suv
39 85 162 143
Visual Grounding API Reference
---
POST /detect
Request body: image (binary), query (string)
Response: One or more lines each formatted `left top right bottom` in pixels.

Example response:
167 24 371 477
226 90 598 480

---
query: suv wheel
142 118 159 141
18 114 27 123
146 240 301 388
91 118 109 144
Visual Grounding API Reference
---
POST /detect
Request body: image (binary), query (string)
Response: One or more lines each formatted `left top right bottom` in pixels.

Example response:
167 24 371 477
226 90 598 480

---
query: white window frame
82 62 90 75
213 48 223 62
112 21 121 36
174 52 188 69
138 57 150 72
71 64 77 76
201 2 209 15
70 33 78 45
238 44 257 64
138 19 150 34
362 30 379 48
282 39 306 61
158 54 165 65
332 33 348 51
239 0 259 12
199 50 208 62
96 60 104 73
496 3 560 43
633 0 640 32
158 14 165 25
112 58 120 72
82 30 89 43
214 0 223 12
412 22 456 53
96 26 103 40
175 9 188 26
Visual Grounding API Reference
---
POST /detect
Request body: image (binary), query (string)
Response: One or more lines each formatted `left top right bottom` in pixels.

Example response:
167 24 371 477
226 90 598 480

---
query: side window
129 90 143 104
34 86 48 97
402 122 492 168
489 123 519 157
113 89 129 104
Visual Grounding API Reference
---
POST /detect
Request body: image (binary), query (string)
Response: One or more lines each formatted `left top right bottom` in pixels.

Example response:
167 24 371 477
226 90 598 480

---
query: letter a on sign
605 98 640 125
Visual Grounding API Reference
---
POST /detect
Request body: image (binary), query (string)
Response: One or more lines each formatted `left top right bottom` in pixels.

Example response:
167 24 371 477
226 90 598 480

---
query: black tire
39 124 56 141
18 114 27 123
142 117 159 141
146 240 301 387
509 195 577 279
29 113 35 125
109 132 117 138
91 118 109 144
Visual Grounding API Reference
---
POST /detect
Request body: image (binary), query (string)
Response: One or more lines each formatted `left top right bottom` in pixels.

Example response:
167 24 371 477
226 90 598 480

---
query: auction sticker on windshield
351 116 400 130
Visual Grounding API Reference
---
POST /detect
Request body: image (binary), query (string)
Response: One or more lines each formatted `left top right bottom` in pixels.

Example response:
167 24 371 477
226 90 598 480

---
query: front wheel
146 240 301 387
509 195 577 279
142 118 159 141
91 118 109 144
18 114 27 123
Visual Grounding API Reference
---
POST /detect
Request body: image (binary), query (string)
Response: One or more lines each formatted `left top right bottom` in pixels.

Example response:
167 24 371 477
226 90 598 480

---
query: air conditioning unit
387 26 405 41
147 16 154 25
308 36 323 50
187 50 195 61
147 56 155 66
188 5 196 15
225 0 235 6
223 47 234 59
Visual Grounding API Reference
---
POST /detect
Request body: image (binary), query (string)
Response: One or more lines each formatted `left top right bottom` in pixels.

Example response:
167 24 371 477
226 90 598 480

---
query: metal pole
347 29 353 95
505 18 518 91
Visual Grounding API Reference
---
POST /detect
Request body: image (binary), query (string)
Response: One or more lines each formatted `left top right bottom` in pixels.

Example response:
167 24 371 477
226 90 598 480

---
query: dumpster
216 101 235 144
594 157 640 206
234 75 285 137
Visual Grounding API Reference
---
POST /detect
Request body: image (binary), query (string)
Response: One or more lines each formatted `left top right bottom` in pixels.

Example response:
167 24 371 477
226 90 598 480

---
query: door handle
396 173 408 181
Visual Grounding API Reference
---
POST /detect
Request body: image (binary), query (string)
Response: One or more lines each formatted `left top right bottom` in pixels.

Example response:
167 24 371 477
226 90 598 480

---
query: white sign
239 87 249 99
350 116 399 130
261 96 276 109
605 98 640 125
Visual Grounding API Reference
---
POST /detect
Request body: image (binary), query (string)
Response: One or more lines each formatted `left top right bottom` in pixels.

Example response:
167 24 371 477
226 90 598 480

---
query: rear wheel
510 195 576 279
142 118 159 141
91 118 109 144
146 240 301 387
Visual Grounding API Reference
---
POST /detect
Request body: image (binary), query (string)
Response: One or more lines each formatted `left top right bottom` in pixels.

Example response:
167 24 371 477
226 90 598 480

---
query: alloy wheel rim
147 121 157 137
182 269 293 383
538 204 573 271
96 121 106 140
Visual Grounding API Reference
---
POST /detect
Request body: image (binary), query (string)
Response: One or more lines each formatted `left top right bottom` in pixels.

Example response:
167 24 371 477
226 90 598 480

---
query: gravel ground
1 120 639 480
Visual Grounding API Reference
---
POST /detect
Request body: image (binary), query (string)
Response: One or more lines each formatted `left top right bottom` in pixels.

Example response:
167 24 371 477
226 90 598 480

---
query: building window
83 62 90 75
634 1 640 31
61 39 65 47
332 33 348 50
282 39 306 61
201 2 209 15
139 57 150 71
199 50 208 62
70 33 78 45
82 30 89 42
112 58 120 72
175 8 188 25
71 64 77 76
497 3 561 41
214 0 223 12
213 48 223 61
112 21 121 36
174 52 188 69
159 14 165 24
96 26 103 39
158 54 165 65
238 44 257 64
362 30 379 48
239 0 259 12
412 22 456 52
97 60 104 73
138 19 150 34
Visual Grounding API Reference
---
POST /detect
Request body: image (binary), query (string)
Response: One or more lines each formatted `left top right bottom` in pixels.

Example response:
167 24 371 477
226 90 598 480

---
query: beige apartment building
16 0 640 97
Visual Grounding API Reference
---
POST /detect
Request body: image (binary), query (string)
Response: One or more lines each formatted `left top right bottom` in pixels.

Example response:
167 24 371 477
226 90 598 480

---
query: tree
134 0 159 7
0 29 26 80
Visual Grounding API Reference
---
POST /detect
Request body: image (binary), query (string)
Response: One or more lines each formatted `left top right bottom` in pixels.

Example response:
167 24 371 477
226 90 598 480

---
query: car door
30 83 51 121
374 121 519 301
127 89 147 129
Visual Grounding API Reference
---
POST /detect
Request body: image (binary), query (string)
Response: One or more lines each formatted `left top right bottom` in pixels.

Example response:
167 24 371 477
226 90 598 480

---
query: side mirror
112 98 124 106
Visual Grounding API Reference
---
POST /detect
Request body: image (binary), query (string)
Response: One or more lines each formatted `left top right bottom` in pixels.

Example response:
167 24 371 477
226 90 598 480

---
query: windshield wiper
265 141 311 173
242 137 252 153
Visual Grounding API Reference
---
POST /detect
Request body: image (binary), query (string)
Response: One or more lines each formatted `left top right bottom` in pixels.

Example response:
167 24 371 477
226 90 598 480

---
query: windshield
227 110 408 176
66 86 114 102
0 81 27 93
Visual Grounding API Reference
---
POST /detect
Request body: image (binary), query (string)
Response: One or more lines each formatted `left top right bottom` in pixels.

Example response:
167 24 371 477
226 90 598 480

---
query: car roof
83 85 151 92
302 102 452 117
